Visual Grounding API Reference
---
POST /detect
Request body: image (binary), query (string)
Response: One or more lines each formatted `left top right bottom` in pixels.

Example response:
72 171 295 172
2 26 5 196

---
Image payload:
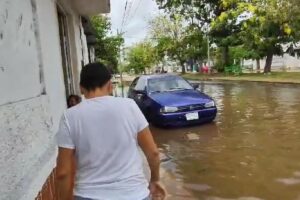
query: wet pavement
116 81 300 200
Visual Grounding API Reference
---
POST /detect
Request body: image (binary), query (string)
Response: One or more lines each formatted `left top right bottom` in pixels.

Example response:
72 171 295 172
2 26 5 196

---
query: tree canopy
91 16 124 72
156 0 300 73
149 13 208 73
126 42 157 74
214 0 297 72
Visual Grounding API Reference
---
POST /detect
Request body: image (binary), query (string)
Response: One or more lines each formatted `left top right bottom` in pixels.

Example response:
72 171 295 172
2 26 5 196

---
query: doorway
57 6 74 97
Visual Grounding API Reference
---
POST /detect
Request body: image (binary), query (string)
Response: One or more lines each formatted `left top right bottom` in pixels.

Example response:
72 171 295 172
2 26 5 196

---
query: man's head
67 95 82 108
80 62 113 98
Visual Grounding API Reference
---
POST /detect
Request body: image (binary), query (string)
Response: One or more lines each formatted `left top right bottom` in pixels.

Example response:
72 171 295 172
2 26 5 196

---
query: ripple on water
184 183 212 192
205 197 264 200
276 178 300 185
293 171 300 177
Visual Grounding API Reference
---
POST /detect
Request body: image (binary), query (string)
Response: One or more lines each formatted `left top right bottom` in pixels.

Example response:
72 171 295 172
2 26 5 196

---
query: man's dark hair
80 62 112 91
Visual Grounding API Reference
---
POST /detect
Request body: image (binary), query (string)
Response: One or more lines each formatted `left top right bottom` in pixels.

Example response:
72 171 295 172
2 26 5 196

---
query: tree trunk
256 58 261 73
264 51 273 73
220 46 230 72
223 46 230 66
181 62 186 74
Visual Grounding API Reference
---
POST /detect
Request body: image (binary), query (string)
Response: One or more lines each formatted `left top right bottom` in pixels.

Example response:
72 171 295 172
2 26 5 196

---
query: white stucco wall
244 54 300 71
0 0 90 199
0 0 43 105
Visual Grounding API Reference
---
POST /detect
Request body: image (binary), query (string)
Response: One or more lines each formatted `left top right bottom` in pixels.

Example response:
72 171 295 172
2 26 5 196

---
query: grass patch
182 72 300 84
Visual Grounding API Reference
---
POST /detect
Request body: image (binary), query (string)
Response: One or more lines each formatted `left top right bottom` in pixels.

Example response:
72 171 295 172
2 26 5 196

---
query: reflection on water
150 81 300 200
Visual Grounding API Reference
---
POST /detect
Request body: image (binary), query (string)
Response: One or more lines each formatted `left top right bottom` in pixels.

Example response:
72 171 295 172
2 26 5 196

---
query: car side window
130 77 139 89
135 78 147 91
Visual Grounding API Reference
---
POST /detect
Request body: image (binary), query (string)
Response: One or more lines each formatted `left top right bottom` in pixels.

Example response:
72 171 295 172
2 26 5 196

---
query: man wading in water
56 62 166 200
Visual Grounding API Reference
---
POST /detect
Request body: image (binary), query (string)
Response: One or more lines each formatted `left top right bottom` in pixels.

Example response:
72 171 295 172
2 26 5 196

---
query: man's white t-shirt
57 96 150 200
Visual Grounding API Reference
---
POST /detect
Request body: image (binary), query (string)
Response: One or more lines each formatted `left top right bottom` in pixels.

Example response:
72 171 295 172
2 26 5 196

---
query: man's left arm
56 147 75 200
56 113 76 200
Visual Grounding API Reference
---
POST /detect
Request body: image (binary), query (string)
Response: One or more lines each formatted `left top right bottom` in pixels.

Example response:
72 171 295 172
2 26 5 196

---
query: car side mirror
136 90 146 100
136 89 146 94
191 83 199 90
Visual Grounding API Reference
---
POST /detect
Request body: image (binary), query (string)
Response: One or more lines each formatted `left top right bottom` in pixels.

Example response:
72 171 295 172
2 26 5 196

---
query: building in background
244 43 300 72
0 0 109 199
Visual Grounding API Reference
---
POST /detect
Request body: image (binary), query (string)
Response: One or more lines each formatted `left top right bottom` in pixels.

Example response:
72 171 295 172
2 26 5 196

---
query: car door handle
136 94 144 100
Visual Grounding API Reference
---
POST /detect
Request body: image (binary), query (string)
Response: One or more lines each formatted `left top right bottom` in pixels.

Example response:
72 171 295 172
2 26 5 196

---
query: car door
128 77 139 99
129 77 148 111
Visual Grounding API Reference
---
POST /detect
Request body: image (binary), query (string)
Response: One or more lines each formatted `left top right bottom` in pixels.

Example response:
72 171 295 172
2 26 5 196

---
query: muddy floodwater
115 81 300 200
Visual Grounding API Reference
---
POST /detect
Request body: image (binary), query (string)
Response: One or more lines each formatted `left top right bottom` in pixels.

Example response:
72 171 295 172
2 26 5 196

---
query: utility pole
120 45 125 98
207 36 210 69
117 29 125 97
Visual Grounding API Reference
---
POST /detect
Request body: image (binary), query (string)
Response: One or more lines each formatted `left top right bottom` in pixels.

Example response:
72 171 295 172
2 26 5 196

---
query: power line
120 0 129 32
124 0 142 28
122 0 135 30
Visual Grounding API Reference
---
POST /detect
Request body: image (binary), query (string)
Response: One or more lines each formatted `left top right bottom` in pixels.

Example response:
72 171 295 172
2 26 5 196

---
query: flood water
115 81 300 200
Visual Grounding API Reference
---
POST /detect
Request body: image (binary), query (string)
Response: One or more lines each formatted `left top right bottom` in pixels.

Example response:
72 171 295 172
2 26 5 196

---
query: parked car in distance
128 74 217 127
115 74 121 78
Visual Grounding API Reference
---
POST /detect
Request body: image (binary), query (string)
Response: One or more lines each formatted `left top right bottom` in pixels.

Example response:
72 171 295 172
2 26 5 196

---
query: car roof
139 73 179 80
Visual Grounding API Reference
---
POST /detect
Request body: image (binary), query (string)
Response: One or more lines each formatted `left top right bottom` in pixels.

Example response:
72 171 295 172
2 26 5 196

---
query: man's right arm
138 127 166 199
130 100 166 198
137 127 160 182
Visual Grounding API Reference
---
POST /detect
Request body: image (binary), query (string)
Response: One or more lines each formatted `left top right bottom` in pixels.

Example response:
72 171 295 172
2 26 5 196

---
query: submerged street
4 0 300 199
124 81 300 200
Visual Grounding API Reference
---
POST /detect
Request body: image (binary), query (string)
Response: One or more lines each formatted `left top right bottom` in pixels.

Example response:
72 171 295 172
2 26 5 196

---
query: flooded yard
115 81 300 200
153 81 300 200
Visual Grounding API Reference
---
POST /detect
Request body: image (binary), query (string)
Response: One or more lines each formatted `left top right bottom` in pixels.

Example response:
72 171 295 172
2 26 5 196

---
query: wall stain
31 0 46 95
0 66 5 72
3 9 8 24
0 32 3 40
17 14 23 28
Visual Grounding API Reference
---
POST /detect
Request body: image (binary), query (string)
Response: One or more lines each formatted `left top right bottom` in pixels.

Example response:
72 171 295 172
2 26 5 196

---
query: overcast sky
109 0 160 47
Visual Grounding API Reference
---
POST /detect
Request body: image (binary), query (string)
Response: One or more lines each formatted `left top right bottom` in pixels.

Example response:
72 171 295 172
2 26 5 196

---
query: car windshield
148 76 193 93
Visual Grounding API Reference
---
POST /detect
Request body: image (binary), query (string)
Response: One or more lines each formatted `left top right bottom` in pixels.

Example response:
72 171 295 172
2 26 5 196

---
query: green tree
184 27 208 67
156 0 238 71
157 0 300 73
149 14 188 73
213 0 300 73
156 0 221 27
149 14 208 73
126 42 156 74
91 16 124 72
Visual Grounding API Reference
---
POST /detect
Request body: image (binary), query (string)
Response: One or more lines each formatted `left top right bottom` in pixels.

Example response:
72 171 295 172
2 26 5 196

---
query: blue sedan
128 74 217 127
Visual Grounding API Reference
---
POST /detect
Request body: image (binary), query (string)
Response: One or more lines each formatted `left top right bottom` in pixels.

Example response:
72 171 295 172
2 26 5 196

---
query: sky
109 0 160 47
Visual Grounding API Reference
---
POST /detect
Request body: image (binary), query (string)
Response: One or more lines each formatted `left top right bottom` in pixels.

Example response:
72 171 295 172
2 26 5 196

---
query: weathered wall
0 0 44 105
0 0 89 199
0 96 57 200
244 54 300 71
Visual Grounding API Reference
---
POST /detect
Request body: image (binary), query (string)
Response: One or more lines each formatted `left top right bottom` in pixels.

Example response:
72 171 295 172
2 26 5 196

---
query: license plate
185 112 199 121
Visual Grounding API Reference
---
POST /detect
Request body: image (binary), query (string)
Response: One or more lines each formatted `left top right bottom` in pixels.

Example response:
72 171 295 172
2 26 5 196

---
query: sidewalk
183 72 300 84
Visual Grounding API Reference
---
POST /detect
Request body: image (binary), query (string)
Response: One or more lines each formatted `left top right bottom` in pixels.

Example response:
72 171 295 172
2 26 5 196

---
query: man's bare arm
56 147 75 200
138 127 160 182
